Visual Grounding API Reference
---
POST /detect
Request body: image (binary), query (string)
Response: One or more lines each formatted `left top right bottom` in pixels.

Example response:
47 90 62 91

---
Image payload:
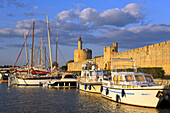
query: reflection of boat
101 58 170 108
77 60 103 93
43 73 77 88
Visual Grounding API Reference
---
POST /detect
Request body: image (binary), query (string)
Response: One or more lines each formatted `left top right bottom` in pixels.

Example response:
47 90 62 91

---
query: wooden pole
31 21 35 70
56 39 58 71
47 16 53 72
41 38 43 65
24 32 29 67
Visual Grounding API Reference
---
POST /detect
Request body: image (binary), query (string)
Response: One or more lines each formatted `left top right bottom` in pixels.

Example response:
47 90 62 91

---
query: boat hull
77 82 102 93
46 79 77 88
17 78 52 86
101 86 161 108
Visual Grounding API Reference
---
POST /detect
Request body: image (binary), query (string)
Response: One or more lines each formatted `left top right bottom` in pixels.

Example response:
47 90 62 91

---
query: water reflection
78 90 158 113
0 83 169 113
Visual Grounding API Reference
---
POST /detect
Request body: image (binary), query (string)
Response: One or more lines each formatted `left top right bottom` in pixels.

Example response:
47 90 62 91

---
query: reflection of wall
68 40 170 75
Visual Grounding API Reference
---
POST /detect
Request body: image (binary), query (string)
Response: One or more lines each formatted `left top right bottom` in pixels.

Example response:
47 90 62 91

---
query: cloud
7 0 27 8
0 0 4 8
34 6 38 10
57 3 144 27
7 13 14 17
0 0 27 8
24 11 49 16
0 3 169 51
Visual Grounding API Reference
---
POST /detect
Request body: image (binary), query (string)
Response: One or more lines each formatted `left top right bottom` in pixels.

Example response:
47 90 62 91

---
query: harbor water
0 83 169 113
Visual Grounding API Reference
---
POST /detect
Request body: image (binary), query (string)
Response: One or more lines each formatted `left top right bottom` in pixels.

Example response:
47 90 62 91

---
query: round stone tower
74 36 92 62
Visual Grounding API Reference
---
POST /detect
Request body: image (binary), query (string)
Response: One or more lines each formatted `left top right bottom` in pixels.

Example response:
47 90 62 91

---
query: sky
0 0 170 67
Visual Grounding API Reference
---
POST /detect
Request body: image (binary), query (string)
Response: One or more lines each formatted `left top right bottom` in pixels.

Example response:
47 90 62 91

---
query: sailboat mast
24 32 29 67
41 37 43 65
30 48 32 67
56 39 58 71
31 21 35 70
47 16 53 72
36 47 39 66
45 48 46 67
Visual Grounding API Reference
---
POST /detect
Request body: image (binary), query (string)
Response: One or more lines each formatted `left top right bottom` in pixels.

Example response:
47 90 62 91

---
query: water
0 83 169 113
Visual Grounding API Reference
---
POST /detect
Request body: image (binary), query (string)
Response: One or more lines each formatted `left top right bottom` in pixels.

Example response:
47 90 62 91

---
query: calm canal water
0 83 169 113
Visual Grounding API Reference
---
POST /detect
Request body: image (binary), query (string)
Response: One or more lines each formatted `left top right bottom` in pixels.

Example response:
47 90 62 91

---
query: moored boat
77 60 104 93
43 73 77 88
101 58 170 108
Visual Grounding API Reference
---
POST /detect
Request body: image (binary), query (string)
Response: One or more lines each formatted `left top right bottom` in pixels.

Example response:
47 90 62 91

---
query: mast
36 47 39 66
31 21 35 70
40 37 43 65
24 32 29 67
47 16 53 72
29 48 32 68
45 48 46 67
56 39 58 71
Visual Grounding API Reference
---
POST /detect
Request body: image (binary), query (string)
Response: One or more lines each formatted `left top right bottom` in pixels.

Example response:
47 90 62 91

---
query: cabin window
64 75 74 78
135 75 145 81
125 75 134 82
145 75 153 82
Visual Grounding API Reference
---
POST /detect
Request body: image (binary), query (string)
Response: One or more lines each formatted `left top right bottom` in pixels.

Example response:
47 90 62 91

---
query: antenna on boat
47 16 53 72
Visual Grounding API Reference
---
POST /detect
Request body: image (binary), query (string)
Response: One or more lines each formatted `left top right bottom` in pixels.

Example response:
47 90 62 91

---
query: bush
141 67 165 78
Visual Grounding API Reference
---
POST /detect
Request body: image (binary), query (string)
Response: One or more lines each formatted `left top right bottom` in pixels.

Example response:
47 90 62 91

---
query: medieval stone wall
68 40 170 75
111 41 170 75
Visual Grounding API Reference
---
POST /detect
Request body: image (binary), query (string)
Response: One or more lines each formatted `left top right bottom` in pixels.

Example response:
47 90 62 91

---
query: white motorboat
43 73 77 88
101 58 170 108
77 60 104 93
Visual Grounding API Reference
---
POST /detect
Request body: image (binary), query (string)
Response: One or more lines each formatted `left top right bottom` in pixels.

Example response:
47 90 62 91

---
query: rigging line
49 28 67 64
42 41 51 66
58 46 67 65
13 24 33 69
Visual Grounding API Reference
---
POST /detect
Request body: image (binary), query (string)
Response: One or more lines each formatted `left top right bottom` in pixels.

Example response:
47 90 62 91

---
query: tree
52 61 58 67
61 66 67 71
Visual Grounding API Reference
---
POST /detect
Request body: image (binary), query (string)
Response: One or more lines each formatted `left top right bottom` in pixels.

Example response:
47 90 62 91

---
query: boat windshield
64 74 74 78
145 75 153 82
125 75 134 82
135 75 145 82
90 71 102 76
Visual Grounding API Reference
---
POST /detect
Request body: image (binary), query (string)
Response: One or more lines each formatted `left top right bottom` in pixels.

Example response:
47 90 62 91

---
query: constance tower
74 36 92 62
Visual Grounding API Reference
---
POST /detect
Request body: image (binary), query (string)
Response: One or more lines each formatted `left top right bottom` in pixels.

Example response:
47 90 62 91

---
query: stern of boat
156 85 170 108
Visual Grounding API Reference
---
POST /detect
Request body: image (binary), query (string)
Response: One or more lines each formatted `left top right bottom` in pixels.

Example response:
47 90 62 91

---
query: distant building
68 38 170 75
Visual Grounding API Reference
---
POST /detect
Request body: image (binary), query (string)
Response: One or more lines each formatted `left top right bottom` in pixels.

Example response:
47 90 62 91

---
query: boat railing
154 79 170 86
103 79 159 88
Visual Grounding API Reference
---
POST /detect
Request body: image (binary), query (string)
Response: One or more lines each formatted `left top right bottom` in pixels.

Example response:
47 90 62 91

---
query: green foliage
52 61 58 67
61 66 67 71
93 55 103 59
113 67 165 78
141 67 165 78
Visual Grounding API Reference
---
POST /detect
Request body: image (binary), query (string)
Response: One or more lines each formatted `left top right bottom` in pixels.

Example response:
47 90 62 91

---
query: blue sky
0 0 170 67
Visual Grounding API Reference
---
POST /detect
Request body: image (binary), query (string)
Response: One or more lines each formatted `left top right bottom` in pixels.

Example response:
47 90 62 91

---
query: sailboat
8 16 60 86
